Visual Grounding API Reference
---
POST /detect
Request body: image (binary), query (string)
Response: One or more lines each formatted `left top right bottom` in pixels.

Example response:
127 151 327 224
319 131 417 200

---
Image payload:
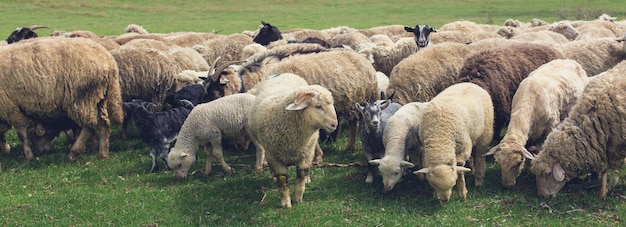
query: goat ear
369 159 381 166
355 102 364 113
404 26 414 32
400 161 415 168
286 90 318 111
414 168 429 174
455 166 472 173
552 162 565 181
483 146 498 156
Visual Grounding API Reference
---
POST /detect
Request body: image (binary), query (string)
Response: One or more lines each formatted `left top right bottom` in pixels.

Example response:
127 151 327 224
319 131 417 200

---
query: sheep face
415 164 471 203
404 24 436 49
486 143 534 189
167 148 196 179
549 22 579 40
531 161 567 198
287 86 338 133
370 157 414 193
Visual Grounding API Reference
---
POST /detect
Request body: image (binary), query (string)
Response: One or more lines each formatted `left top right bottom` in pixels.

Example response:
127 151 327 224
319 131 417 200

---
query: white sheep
358 37 417 76
167 93 260 179
556 36 625 76
369 102 429 192
413 82 494 202
484 59 591 189
248 73 338 208
375 71 389 96
529 60 626 199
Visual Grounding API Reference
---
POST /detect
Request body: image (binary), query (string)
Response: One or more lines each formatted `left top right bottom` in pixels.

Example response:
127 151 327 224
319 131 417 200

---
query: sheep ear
552 162 565 181
521 148 535 160
400 161 415 168
180 152 189 158
414 168 429 174
483 146 498 156
369 159 381 166
286 90 318 111
454 166 472 173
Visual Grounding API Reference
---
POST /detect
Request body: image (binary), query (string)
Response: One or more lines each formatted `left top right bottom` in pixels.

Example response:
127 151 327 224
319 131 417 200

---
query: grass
1 0 626 226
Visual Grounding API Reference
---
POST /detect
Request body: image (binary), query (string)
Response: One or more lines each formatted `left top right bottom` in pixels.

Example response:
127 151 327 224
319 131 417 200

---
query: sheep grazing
123 99 194 173
403 24 437 49
530 61 626 199
387 42 475 105
355 93 402 184
456 43 563 142
0 37 124 160
248 73 338 208
414 82 494 203
369 102 428 192
167 93 259 179
253 21 283 46
485 59 591 189
5 25 49 44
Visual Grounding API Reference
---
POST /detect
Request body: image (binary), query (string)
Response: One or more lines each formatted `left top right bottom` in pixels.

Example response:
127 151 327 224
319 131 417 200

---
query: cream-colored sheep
485 59 591 189
414 82 494 202
248 73 338 208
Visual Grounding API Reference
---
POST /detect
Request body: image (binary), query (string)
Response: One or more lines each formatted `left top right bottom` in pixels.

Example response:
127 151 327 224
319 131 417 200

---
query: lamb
456 43 563 142
247 73 338 208
484 59 591 189
529 61 626 199
369 102 429 192
123 99 194 173
167 93 259 179
355 93 402 184
413 82 494 202
387 42 475 105
0 37 124 160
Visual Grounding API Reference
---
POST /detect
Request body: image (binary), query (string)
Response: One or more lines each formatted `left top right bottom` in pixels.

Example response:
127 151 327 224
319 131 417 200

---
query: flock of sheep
2 12 626 208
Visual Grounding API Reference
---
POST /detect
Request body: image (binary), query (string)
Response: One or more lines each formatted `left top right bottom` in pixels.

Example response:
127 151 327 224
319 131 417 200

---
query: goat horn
28 25 50 30
209 60 246 81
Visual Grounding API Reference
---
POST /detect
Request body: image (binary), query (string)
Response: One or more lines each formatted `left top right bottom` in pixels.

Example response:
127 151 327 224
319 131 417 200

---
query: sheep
281 29 332 43
438 20 484 33
387 42 475 105
123 99 194 173
241 43 267 60
375 71 389 96
5 25 49 44
369 102 428 192
174 70 206 92
369 34 394 47
529 61 626 199
456 43 564 142
0 37 124 160
193 33 253 64
430 30 503 45
556 36 625 77
598 13 617 22
358 37 417 76
268 49 379 153
162 32 220 47
167 93 259 179
484 59 591 189
413 82 494 202
329 31 373 50
355 93 402 184
125 23 149 34
247 73 338 208
359 25 408 38
573 20 619 40
253 21 283 46
518 21 579 41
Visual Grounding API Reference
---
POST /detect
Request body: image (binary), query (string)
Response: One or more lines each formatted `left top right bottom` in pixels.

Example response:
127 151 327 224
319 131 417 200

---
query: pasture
1 0 625 226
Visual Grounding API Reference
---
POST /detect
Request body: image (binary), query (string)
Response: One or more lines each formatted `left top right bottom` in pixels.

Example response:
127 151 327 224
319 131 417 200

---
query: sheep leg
67 128 93 161
293 167 310 205
345 119 358 153
211 140 233 174
472 150 486 187
456 172 468 201
204 144 213 176
15 126 34 160
96 122 111 159
599 171 608 199
313 143 323 165
252 139 266 175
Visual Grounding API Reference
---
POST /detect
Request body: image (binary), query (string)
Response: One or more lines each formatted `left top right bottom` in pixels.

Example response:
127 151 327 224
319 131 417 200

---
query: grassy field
1 0 626 226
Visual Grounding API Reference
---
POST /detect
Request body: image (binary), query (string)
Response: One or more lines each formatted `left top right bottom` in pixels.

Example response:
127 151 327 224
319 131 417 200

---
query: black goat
253 21 282 46
123 99 194 173
6 25 49 44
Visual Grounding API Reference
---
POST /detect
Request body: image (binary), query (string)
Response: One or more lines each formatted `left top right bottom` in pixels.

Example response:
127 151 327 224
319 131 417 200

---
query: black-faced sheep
0 37 124 160
387 42 475 105
369 102 428 192
167 93 259 179
529 61 626 199
248 73 338 208
456 43 563 142
253 21 283 46
485 59 591 189
413 82 494 203
123 99 194 173
355 93 402 184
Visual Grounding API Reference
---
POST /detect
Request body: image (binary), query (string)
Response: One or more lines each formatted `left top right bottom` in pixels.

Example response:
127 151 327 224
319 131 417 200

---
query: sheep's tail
106 70 125 125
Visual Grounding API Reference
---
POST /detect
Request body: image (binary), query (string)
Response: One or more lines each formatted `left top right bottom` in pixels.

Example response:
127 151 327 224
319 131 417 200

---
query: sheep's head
369 157 415 193
549 21 578 41
414 164 471 203
253 20 282 46
286 85 338 133
167 147 197 179
404 24 436 49
6 25 49 44
484 143 535 189
530 159 567 199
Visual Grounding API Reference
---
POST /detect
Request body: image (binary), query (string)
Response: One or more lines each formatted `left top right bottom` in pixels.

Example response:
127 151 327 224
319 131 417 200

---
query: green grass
1 0 626 226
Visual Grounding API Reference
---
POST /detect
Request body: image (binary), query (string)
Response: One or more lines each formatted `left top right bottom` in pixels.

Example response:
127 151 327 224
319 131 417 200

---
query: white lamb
167 93 261 179
414 82 494 202
248 73 338 208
